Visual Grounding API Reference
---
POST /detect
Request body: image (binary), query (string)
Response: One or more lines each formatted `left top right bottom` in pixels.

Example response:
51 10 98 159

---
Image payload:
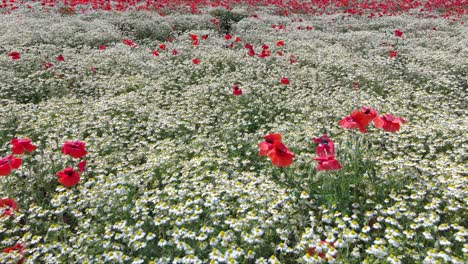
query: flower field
0 1 467 263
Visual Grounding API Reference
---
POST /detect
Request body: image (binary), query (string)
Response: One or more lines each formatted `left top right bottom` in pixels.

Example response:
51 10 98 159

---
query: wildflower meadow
0 0 467 263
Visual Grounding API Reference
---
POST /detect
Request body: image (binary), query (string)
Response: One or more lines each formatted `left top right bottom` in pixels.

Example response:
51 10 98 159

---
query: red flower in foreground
276 40 285 46
339 106 378 133
62 141 87 159
8 52 20 60
192 58 200 65
374 114 406 132
2 243 25 264
232 84 242 96
280 77 290 85
56 167 80 187
77 160 87 173
258 133 282 156
56 54 65 61
389 50 398 58
394 29 403 37
98 45 107 50
314 155 342 171
0 155 22 176
267 141 295 167
0 198 17 217
312 134 335 157
11 138 36 154
122 38 137 48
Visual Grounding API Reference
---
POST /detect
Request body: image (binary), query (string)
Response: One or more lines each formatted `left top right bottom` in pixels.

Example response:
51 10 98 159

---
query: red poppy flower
8 51 20 60
267 141 295 167
244 43 253 49
389 50 398 58
172 49 178 55
11 138 36 154
56 54 64 61
3 243 24 254
312 134 335 157
258 49 271 58
192 39 199 46
0 198 17 217
201 35 208 40
122 38 137 48
258 133 282 156
394 29 403 37
232 84 242 96
306 241 337 259
277 51 283 56
152 50 159 56
189 34 197 40
77 160 87 173
306 26 313 30
224 34 232 40
247 49 255 57
166 37 172 42
374 114 406 132
290 55 297 64
56 167 80 187
314 156 342 171
339 106 378 133
159 44 166 50
261 44 269 50
61 141 87 159
234 37 241 43
0 155 22 176
276 40 284 46
98 45 107 50
192 58 200 65
280 77 290 85
44 62 53 69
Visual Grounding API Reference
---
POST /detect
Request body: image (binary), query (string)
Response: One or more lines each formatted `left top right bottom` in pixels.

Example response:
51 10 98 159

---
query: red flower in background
314 155 342 171
43 62 53 69
312 134 335 157
234 37 242 43
189 34 197 40
290 55 297 64
389 50 398 58
11 138 36 154
258 133 282 156
192 58 200 64
8 52 20 60
0 155 22 176
307 241 337 259
280 77 290 85
56 54 64 61
56 167 80 187
77 160 87 173
152 50 159 56
159 44 166 50
374 114 406 132
98 45 107 50
276 40 285 46
192 39 199 46
394 29 403 37
339 106 378 133
267 141 295 167
172 49 178 55
122 39 137 48
232 84 242 96
0 198 17 217
224 34 232 40
62 141 87 159
201 35 208 40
